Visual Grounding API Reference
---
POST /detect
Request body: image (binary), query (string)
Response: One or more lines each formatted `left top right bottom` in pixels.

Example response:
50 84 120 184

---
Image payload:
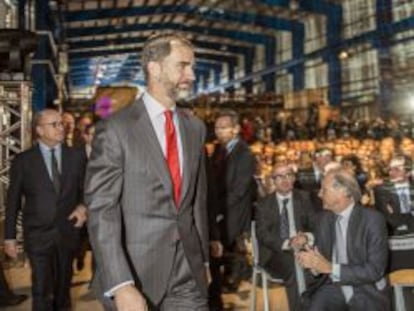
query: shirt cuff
281 239 291 251
104 281 134 298
304 232 315 247
331 264 341 282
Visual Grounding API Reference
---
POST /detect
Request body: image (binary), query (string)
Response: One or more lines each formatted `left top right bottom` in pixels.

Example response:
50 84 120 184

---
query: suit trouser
102 241 208 311
28 242 75 311
305 284 347 311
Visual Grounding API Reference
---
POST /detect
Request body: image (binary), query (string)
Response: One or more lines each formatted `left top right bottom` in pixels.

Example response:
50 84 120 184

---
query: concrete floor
2 251 288 311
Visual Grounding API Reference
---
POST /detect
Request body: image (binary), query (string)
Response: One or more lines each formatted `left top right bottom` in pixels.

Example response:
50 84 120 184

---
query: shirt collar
276 192 292 202
38 141 62 153
226 137 239 153
143 92 176 120
394 182 410 190
337 203 354 221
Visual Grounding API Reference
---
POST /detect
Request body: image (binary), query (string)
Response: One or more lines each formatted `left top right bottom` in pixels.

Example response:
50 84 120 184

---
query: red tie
164 110 182 208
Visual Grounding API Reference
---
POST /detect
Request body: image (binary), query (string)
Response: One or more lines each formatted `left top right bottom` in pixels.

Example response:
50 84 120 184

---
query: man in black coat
297 169 390 311
4 109 87 311
208 109 256 293
256 162 316 311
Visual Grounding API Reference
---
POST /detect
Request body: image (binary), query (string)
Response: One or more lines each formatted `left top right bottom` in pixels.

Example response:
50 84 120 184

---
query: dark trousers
28 243 75 311
0 261 13 298
208 256 223 309
305 284 347 311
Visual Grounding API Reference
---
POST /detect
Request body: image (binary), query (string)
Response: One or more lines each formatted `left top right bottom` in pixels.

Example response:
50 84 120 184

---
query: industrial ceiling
63 0 340 95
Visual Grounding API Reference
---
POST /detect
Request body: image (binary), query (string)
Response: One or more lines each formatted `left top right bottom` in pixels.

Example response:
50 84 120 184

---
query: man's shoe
0 293 28 306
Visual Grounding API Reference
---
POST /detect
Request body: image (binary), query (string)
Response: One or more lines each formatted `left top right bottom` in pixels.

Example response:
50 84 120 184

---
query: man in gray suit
297 168 391 311
85 33 209 311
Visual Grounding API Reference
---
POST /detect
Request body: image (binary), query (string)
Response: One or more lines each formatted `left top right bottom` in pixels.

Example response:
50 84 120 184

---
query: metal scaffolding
0 80 32 216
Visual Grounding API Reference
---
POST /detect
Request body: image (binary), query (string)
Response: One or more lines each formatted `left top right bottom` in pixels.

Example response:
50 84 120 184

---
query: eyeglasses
39 121 64 128
271 173 295 181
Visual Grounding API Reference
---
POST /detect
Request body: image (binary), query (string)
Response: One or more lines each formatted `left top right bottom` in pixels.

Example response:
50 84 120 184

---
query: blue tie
280 198 289 240
399 190 410 214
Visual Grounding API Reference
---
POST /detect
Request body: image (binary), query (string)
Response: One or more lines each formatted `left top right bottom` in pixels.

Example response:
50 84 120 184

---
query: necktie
280 198 289 240
165 110 181 208
50 148 60 194
335 215 354 302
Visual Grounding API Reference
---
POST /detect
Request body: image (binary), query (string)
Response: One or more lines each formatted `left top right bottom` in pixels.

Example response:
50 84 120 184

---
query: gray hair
328 168 361 203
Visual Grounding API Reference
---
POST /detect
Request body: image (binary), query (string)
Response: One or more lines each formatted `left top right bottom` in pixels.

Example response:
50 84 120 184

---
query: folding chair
249 220 284 311
388 234 414 311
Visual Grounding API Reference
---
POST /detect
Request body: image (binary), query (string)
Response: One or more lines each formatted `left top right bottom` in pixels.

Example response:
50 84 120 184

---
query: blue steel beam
67 37 253 56
69 51 237 69
64 4 299 32
66 22 273 45
201 16 414 95
376 0 393 113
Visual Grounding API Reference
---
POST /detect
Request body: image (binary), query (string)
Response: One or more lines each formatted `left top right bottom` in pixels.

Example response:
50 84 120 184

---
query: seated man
297 168 390 311
256 162 316 311
374 155 414 236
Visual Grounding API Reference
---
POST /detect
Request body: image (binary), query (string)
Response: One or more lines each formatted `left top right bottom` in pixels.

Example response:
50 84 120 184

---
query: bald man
5 109 87 311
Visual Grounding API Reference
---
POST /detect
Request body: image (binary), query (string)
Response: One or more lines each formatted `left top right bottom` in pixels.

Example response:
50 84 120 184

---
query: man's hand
114 285 148 311
296 247 332 274
4 240 18 259
290 232 308 250
210 240 223 258
68 204 88 228
206 265 212 285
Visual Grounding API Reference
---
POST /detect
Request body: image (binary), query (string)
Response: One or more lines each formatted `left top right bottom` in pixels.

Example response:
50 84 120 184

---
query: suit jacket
295 167 323 211
209 140 256 246
256 189 316 278
374 181 414 235
5 144 86 252
84 99 209 304
306 205 391 311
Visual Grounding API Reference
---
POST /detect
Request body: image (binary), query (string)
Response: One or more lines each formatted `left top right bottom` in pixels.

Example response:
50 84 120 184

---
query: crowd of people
2 33 414 311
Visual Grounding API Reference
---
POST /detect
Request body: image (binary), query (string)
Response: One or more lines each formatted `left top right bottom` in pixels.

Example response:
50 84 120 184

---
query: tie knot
50 148 55 155
164 110 173 121
282 198 289 206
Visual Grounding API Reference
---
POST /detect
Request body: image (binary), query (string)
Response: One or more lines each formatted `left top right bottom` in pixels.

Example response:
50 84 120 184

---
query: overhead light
339 51 349 59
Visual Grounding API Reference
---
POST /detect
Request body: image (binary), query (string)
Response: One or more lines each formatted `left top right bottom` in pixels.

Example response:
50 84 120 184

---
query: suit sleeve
227 147 256 208
84 120 134 292
256 196 284 252
5 155 24 240
339 212 388 286
374 186 414 234
193 124 209 262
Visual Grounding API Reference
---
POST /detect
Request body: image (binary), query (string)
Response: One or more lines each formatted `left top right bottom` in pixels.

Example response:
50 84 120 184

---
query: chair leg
262 273 270 311
250 269 258 311
394 285 406 311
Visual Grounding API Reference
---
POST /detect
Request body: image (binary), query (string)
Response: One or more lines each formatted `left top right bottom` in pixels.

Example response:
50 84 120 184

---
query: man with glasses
4 109 87 310
256 162 316 311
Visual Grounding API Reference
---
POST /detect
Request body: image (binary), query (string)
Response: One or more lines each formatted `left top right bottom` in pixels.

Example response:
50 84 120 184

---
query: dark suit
210 140 256 247
85 99 209 309
256 189 316 311
208 139 256 289
303 205 391 311
5 144 86 310
374 181 414 236
374 181 414 280
295 167 323 211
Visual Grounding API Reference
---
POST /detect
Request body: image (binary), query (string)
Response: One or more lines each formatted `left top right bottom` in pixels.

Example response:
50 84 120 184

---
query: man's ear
147 61 161 81
232 124 241 135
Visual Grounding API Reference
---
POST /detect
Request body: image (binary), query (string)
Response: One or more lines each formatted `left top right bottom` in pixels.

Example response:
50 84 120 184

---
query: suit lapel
292 191 302 231
34 145 57 194
346 205 362 262
177 109 193 208
129 100 174 205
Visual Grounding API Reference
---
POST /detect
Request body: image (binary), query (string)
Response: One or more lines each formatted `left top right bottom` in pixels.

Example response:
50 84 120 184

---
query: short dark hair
216 109 240 127
141 33 193 80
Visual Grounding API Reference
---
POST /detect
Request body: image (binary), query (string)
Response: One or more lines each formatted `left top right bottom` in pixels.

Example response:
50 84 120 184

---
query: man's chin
175 89 192 102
